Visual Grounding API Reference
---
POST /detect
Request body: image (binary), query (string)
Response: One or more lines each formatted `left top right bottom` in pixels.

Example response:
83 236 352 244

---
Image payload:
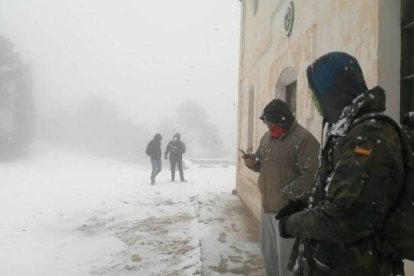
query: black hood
153 133 162 141
259 99 295 129
307 52 368 123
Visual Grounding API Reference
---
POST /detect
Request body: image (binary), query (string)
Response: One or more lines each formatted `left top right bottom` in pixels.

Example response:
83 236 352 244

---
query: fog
0 0 240 162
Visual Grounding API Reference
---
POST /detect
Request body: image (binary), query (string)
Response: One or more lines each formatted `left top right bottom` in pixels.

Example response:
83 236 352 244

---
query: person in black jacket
165 133 186 182
146 133 162 185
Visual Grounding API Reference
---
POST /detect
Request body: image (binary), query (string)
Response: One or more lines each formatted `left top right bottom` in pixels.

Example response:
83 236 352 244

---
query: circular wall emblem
284 1 295 37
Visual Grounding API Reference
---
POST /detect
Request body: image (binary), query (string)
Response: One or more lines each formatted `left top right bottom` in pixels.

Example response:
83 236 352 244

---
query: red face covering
269 124 286 138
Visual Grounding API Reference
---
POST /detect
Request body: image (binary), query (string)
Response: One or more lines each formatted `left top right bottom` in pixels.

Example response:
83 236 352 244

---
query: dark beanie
259 99 295 129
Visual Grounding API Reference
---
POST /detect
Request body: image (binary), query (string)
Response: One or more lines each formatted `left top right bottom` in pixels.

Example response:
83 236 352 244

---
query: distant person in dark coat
165 133 186 182
146 133 162 185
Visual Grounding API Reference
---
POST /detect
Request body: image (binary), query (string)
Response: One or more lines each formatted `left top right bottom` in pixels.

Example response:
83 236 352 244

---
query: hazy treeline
38 95 152 163
38 97 228 164
170 100 227 158
0 34 36 160
0 32 228 163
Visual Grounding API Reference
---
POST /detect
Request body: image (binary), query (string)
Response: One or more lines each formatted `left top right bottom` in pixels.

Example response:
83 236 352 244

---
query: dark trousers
150 158 162 180
170 157 184 181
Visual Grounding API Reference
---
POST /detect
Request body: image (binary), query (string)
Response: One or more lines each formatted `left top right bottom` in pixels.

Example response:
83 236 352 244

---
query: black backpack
354 113 414 261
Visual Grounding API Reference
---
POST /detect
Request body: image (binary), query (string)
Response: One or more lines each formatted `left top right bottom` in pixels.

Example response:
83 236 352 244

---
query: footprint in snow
218 232 227 243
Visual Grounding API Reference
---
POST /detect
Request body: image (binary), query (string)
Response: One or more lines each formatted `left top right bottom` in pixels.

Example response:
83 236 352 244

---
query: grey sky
0 0 240 154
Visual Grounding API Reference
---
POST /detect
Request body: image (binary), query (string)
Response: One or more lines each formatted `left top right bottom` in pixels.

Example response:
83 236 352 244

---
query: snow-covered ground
0 144 264 276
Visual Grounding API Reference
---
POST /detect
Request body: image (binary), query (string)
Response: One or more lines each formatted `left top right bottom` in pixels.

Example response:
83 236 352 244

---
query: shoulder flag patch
354 146 372 156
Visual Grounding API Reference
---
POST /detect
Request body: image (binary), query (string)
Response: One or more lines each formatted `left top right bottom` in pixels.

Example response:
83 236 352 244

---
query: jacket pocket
308 242 334 272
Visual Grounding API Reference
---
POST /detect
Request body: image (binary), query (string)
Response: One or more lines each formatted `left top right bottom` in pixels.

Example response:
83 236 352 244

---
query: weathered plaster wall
378 0 401 121
237 0 400 220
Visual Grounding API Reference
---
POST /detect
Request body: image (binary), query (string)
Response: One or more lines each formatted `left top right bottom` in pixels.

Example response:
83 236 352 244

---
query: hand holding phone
243 153 258 167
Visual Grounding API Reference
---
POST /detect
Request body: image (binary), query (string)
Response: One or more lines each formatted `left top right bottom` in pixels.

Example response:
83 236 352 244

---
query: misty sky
0 0 240 152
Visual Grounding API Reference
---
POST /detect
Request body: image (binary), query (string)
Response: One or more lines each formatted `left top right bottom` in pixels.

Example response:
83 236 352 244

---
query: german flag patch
354 146 372 156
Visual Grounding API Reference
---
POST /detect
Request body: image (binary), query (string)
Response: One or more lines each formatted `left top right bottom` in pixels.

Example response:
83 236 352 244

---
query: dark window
400 0 414 121
253 0 259 16
286 81 297 116
274 67 297 115
247 87 255 153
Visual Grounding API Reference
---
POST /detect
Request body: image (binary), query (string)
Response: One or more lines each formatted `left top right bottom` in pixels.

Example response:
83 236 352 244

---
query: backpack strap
352 113 401 135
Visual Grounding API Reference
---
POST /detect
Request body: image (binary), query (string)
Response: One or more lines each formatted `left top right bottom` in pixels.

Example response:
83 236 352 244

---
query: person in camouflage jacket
277 52 404 276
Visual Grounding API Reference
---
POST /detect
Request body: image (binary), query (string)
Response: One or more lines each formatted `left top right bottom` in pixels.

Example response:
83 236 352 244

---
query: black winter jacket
146 134 162 160
165 140 186 161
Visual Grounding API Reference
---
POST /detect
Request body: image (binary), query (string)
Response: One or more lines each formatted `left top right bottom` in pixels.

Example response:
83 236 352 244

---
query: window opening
247 87 255 153
253 0 258 16
286 81 297 116
400 0 414 121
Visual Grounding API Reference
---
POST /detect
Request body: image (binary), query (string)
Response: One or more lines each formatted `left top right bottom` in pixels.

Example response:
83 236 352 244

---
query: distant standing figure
165 133 186 182
146 133 162 185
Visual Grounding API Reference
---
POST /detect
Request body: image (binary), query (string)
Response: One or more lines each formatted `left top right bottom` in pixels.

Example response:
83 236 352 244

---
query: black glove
275 200 307 220
279 217 293 238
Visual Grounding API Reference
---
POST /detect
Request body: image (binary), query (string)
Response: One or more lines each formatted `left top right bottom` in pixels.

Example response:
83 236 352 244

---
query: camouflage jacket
285 87 404 276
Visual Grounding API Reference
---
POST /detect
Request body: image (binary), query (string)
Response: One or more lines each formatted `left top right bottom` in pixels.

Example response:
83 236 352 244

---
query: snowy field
0 144 264 276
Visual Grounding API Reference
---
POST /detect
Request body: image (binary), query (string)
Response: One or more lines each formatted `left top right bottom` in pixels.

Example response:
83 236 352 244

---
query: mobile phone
239 148 247 156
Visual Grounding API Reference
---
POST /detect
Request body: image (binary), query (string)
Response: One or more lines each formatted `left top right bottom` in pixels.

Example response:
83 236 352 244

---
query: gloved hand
279 217 293 238
242 154 258 168
275 200 307 220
